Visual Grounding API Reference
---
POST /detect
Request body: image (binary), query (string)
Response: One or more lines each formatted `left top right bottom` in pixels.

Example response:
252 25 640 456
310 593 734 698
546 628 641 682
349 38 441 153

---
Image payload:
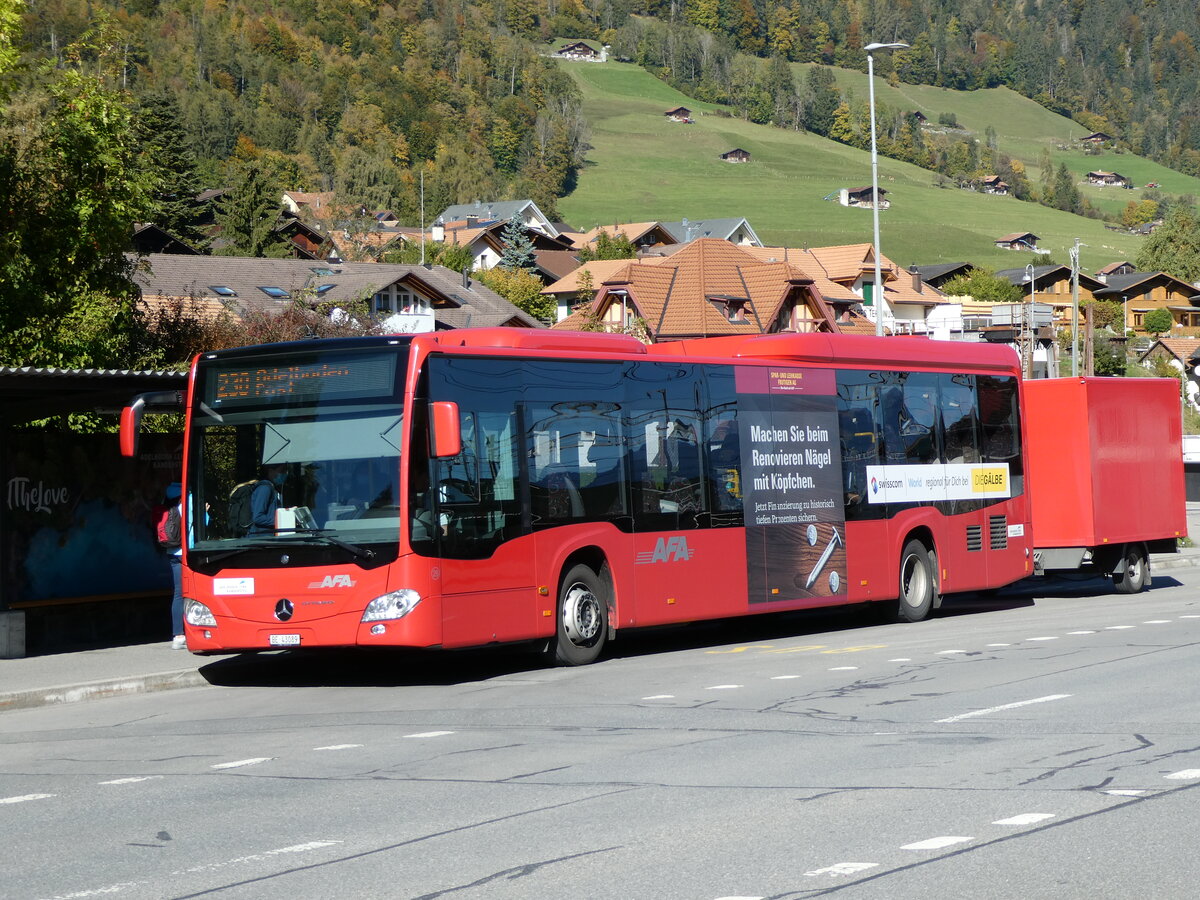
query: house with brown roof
839 186 889 209
1087 170 1131 187
573 222 678 252
996 265 1107 329
552 239 841 341
1095 261 1137 279
556 41 603 60
1081 132 1116 144
432 218 575 276
981 175 1009 195
1139 338 1200 408
541 259 637 322
133 254 541 334
720 149 751 163
1092 271 1200 335
994 232 1039 251
665 107 693 123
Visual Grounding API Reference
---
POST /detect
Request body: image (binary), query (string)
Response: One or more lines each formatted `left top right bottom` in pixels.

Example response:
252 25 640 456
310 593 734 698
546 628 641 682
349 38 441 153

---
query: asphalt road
4 569 1200 900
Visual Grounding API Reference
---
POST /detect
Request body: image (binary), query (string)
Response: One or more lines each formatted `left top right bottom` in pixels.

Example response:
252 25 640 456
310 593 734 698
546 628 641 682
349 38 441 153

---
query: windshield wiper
280 528 376 560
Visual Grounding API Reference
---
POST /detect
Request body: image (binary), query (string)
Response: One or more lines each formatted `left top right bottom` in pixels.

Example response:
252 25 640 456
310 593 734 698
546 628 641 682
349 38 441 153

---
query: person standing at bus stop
161 483 186 649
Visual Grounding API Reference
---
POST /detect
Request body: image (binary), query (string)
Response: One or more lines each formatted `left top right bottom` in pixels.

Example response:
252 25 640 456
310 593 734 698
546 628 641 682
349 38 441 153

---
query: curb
0 668 208 714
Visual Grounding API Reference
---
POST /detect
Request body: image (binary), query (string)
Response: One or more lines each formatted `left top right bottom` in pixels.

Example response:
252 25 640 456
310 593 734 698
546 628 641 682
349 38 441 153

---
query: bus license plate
269 634 301 647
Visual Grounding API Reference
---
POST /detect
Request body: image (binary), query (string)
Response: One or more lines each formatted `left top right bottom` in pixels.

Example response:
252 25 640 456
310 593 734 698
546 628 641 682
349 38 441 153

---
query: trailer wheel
894 539 934 622
549 563 608 666
1113 543 1150 594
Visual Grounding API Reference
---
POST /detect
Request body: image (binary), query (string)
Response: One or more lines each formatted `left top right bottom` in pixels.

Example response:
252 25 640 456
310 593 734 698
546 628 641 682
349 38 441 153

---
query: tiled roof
575 222 678 248
996 232 1038 242
541 258 657 295
1142 338 1200 362
559 239 837 339
133 254 540 329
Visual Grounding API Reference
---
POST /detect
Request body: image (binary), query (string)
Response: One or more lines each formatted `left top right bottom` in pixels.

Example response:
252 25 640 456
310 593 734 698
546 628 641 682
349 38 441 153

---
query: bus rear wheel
895 539 934 623
1113 543 1149 594
550 563 609 666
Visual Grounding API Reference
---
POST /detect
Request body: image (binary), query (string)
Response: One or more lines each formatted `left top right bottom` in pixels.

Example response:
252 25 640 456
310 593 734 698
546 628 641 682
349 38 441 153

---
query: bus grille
966 525 983 552
989 515 1008 550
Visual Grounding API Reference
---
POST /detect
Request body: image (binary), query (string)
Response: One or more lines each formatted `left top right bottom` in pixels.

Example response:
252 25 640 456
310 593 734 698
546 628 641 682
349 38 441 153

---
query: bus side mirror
429 401 462 458
119 390 184 458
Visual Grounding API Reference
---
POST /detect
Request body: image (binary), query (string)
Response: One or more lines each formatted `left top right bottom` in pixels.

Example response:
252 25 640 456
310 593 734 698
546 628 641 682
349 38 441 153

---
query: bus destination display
205 354 397 407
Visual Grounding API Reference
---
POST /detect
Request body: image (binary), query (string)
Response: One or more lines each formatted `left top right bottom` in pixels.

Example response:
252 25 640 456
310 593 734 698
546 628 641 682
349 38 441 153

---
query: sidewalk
4 505 1199 714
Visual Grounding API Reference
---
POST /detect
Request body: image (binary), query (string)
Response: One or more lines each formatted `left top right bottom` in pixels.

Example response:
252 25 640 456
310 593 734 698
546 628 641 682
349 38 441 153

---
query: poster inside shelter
735 367 846 605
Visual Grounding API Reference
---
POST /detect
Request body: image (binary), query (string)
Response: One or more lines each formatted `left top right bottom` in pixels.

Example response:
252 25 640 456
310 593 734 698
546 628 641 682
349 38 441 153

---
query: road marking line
706 684 742 690
803 862 879 877
1028 636 1058 641
888 657 912 662
901 836 972 850
314 744 363 751
993 813 1055 825
1181 615 1200 619
211 758 272 769
770 675 801 680
986 643 1011 647
1106 625 1136 630
936 693 1072 724
828 666 858 671
98 776 162 785
405 731 455 738
713 896 764 899
1143 620 1171 624
937 650 968 655
1067 631 1095 635
0 793 54 804
1105 789 1146 796
1164 769 1200 780
642 694 675 699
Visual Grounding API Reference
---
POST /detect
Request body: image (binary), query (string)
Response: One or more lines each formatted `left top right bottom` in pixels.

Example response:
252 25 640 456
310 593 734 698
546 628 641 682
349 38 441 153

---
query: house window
258 286 289 299
210 285 236 297
1133 313 1144 327
316 284 335 296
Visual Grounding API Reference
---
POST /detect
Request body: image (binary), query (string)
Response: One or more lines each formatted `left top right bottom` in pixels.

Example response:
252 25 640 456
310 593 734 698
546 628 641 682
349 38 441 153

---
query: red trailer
1024 377 1187 592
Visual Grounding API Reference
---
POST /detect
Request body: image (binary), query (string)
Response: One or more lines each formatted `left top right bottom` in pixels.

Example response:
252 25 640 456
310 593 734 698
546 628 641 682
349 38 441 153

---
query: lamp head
864 42 910 52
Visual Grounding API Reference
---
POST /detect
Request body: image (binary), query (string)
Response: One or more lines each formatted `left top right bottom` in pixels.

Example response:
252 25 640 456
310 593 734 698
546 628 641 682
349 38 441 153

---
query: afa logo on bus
308 574 356 589
635 536 695 564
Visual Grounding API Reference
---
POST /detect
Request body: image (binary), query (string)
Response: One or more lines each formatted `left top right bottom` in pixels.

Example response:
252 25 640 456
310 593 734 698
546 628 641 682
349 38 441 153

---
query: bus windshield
186 344 407 559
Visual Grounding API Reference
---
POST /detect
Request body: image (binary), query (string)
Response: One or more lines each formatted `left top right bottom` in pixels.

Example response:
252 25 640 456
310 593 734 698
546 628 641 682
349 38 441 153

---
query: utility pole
1069 238 1085 377
1024 263 1036 379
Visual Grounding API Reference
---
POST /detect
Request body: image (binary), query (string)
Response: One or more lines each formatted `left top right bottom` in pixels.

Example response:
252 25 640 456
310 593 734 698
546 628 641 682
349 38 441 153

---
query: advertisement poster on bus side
735 367 846 605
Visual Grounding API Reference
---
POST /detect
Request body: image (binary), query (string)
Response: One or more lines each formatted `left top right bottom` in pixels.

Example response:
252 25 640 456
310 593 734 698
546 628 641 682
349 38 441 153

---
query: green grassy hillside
797 63 1200 217
559 61 1179 272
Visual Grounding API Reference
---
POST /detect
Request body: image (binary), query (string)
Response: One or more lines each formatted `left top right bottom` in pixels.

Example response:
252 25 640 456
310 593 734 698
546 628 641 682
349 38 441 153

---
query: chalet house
840 186 889 209
281 190 336 220
273 217 327 260
133 254 541 334
432 218 576 279
1139 338 1200 408
996 265 1107 329
1092 271 1200 335
982 175 1009 195
910 111 928 124
910 262 974 289
556 41 604 61
1095 261 1137 280
994 232 1039 251
542 258 652 322
1087 170 1131 187
436 199 560 238
572 222 679 253
1081 132 1116 144
720 148 751 163
659 217 762 247
665 107 693 123
552 239 840 341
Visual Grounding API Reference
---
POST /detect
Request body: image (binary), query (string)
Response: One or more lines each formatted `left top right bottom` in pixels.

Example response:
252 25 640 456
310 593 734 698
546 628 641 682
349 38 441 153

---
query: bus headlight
361 589 421 622
184 599 217 627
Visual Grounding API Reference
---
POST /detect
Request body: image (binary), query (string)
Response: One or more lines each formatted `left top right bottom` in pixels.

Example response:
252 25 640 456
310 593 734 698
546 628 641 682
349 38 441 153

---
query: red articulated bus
121 329 1033 664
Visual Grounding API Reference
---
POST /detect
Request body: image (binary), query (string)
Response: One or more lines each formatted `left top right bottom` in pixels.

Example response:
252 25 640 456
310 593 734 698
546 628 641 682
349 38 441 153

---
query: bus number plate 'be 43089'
269 634 301 647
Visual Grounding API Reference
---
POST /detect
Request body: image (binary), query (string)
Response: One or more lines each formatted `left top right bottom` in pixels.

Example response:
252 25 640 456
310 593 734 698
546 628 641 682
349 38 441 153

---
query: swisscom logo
870 476 879 495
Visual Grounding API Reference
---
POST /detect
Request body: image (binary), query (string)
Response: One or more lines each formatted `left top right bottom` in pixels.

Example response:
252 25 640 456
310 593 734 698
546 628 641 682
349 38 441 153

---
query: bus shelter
0 366 186 657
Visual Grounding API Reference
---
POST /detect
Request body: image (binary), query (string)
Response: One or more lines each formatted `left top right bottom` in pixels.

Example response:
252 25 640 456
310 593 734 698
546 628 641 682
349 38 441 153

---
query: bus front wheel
550 563 609 666
895 539 934 623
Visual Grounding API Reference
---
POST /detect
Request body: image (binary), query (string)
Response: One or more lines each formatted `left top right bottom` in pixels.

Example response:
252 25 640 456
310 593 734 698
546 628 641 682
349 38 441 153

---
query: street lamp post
865 41 909 337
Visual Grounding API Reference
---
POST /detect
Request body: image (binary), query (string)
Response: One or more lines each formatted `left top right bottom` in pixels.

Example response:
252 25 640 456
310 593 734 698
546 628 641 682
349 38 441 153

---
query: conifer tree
214 152 290 258
133 93 209 249
498 212 536 271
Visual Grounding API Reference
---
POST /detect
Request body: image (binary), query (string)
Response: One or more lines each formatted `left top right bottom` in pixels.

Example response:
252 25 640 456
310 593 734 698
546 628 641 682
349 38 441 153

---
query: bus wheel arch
548 550 613 666
894 530 937 623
